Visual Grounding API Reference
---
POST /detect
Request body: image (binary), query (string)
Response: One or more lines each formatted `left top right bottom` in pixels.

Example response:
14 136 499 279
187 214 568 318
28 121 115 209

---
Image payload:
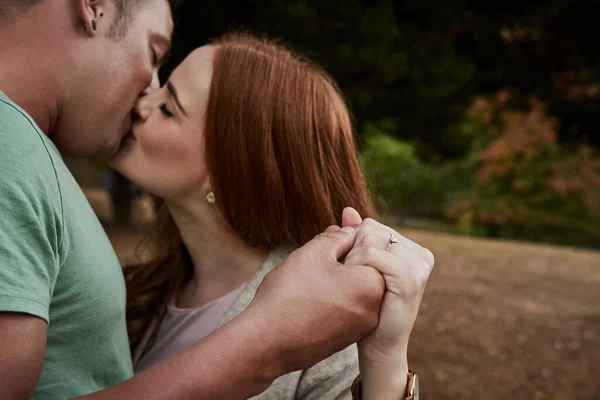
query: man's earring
92 20 97 31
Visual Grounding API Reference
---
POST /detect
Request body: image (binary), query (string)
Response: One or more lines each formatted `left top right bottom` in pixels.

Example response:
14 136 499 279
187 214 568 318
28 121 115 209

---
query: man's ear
76 0 109 36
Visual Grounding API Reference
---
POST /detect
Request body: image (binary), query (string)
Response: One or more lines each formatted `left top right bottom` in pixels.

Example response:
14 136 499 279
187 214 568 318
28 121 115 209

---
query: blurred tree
163 0 599 163
448 93 600 247
439 0 600 149
163 0 476 161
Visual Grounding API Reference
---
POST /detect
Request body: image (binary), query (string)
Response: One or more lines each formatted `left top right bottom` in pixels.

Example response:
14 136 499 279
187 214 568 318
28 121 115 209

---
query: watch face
411 374 419 400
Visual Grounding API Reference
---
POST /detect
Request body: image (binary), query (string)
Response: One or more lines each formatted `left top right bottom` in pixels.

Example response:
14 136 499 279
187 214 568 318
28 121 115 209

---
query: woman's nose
133 90 162 122
133 71 162 121
133 96 152 122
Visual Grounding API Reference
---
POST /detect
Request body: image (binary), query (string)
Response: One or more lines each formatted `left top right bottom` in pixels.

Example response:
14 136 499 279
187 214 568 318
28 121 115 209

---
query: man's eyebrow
167 81 187 116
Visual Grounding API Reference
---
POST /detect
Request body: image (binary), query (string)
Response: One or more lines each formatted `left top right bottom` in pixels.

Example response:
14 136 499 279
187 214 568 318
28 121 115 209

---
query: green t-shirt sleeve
0 101 63 323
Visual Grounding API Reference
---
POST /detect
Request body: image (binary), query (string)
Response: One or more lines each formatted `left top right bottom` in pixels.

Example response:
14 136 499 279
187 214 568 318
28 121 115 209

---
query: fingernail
339 226 355 233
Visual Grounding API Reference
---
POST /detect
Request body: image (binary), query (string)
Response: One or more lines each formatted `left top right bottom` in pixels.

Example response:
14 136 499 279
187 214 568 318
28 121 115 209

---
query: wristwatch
406 371 419 400
350 370 419 400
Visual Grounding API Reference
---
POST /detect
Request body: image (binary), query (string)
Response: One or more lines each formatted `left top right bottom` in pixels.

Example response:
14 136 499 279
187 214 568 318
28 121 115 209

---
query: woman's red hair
124 32 377 356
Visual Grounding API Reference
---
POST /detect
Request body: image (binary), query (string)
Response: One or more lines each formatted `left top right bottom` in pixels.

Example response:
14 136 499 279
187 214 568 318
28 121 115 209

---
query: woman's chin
106 156 124 172
109 134 136 161
107 156 136 184
108 142 136 170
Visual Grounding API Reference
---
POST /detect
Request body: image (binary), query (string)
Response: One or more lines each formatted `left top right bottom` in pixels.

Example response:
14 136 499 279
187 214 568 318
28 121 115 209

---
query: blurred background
67 0 599 398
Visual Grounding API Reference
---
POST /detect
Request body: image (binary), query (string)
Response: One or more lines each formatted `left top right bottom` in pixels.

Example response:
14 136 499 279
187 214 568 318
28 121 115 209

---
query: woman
111 32 432 399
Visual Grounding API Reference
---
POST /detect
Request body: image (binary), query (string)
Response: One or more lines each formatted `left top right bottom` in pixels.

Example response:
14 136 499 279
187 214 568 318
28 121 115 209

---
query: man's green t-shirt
0 92 133 398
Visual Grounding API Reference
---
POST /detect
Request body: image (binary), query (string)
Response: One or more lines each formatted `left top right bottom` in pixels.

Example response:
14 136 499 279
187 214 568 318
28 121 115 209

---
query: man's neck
0 7 63 135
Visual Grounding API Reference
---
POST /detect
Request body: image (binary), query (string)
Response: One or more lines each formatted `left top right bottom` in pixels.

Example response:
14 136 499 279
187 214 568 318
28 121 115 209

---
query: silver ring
385 233 399 252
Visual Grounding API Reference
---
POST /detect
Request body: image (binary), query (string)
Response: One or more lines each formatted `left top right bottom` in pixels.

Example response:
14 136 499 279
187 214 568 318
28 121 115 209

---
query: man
0 1 388 399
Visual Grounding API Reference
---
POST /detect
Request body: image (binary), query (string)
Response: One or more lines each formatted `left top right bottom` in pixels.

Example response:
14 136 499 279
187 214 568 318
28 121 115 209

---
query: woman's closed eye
159 103 175 118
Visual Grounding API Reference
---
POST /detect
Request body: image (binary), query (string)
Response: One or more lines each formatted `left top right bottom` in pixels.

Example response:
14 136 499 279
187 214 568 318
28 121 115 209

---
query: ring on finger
385 233 399 252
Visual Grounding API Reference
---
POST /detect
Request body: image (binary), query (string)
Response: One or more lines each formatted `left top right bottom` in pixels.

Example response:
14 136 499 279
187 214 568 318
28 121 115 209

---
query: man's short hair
109 0 147 40
1 0 152 40
0 0 44 14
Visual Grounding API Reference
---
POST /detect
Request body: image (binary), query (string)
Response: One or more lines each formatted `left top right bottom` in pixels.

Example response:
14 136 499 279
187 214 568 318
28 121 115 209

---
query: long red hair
124 32 377 357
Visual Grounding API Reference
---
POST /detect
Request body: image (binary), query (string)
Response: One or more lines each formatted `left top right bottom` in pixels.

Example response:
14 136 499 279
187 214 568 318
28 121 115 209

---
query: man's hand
243 223 385 374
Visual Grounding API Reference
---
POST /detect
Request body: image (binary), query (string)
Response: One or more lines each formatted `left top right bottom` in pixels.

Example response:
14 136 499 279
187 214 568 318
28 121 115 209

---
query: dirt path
401 230 600 399
92 190 600 399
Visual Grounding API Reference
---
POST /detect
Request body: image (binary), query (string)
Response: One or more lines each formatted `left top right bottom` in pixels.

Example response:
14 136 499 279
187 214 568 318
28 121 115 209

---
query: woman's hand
340 208 434 399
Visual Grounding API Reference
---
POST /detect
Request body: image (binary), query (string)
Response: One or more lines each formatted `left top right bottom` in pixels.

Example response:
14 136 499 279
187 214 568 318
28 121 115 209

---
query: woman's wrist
358 346 409 400
358 338 409 363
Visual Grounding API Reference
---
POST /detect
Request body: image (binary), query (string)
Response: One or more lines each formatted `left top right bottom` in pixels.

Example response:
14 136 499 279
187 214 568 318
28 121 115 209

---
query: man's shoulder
0 94 52 152
0 94 65 233
0 93 40 136
0 94 62 186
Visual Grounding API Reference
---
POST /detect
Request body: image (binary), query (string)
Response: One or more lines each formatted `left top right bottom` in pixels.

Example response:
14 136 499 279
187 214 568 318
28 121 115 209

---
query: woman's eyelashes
159 103 175 118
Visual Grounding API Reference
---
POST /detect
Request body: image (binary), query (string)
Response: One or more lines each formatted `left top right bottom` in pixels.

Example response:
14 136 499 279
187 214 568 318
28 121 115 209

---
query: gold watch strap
350 371 417 400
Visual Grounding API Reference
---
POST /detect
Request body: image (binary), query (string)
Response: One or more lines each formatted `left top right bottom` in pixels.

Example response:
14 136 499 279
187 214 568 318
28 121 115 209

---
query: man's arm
78 311 280 400
0 126 62 399
0 313 47 400
79 227 384 400
0 227 381 400
0 303 276 400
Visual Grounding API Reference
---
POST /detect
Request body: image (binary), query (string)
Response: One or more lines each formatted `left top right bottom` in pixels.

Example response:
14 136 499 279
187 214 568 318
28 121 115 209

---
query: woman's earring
206 192 216 204
92 20 97 31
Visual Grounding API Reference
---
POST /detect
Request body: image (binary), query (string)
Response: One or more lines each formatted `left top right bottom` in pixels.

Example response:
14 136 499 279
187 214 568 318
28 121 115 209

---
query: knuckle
360 220 376 232
407 259 431 288
290 245 313 266
325 225 340 233
323 231 341 242
353 245 375 265
363 217 377 225
364 217 386 231
355 224 372 240
417 261 432 282
364 245 379 261
421 247 435 268
362 233 379 247
403 269 423 297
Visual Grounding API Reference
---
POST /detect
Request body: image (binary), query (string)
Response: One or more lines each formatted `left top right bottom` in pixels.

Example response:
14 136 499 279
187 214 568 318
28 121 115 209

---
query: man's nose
149 70 161 91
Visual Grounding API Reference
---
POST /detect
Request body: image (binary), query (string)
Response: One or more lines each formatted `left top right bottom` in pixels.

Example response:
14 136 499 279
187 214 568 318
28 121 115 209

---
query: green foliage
360 124 444 215
358 95 600 248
